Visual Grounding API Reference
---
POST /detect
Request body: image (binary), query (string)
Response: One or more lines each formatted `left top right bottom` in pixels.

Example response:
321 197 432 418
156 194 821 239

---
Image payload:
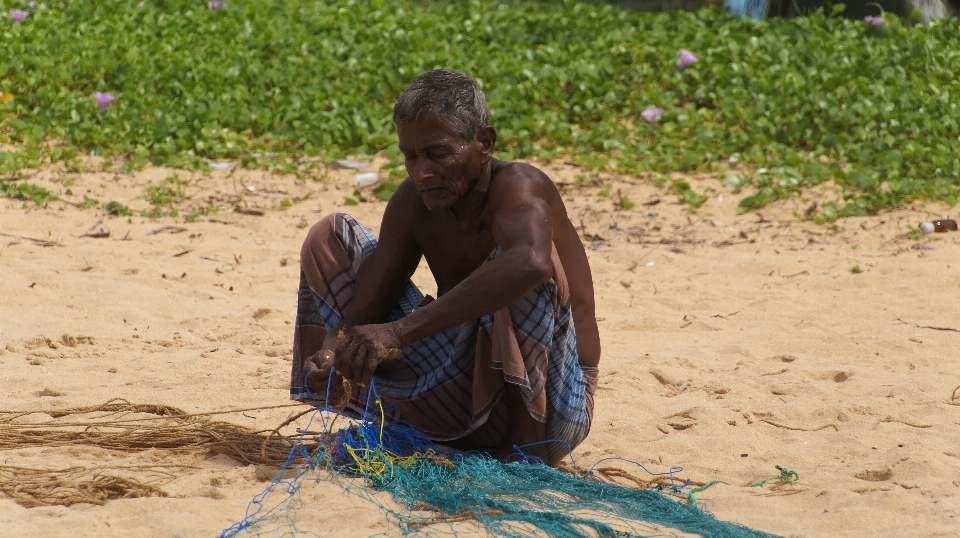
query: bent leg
457 247 597 465
291 213 422 403
490 246 597 465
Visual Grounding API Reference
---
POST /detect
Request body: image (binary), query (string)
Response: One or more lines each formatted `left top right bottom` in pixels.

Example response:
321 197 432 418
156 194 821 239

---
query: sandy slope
1 159 959 537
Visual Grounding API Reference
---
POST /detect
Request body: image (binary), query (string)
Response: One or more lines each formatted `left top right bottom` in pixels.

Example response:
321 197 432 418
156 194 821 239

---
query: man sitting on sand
290 69 600 466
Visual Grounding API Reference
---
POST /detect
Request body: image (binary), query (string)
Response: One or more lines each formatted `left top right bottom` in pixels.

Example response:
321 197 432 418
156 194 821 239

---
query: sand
1 158 959 537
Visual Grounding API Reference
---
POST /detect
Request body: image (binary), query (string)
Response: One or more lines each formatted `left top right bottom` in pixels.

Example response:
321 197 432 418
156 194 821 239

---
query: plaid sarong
292 213 597 461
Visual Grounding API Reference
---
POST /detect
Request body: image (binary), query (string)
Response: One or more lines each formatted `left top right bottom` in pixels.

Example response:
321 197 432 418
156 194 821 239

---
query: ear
475 125 497 162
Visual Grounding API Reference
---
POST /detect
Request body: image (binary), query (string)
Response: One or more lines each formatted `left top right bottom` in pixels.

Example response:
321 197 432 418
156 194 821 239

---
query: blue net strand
221 372 778 538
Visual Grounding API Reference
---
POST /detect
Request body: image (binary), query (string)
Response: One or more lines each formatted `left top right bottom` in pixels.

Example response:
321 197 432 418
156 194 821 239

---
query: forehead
396 113 468 150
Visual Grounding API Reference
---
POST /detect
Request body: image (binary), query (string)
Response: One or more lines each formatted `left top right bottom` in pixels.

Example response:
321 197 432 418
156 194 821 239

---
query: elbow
520 249 553 286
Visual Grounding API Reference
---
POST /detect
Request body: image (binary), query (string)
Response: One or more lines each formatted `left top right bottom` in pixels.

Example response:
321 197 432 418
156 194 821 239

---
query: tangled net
0 394 779 537
220 380 777 538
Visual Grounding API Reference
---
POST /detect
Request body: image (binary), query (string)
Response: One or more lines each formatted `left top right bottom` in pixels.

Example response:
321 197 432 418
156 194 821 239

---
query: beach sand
2 159 959 537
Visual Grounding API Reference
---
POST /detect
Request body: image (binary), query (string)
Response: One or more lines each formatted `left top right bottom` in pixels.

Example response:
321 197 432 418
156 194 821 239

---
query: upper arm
346 179 422 326
374 178 422 274
489 165 554 273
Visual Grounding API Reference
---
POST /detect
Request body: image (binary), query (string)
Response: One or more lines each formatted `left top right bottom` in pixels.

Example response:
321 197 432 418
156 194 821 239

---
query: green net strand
221 377 778 538
747 466 799 488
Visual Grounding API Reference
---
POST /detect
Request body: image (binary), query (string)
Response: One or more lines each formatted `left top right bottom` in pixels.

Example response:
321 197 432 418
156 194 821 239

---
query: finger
333 336 355 375
306 351 320 370
305 363 333 393
341 339 364 381
361 347 381 387
309 350 334 370
351 343 372 385
362 342 392 387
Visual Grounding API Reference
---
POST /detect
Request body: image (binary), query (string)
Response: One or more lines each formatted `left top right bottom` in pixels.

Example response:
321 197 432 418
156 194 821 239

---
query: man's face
397 113 493 211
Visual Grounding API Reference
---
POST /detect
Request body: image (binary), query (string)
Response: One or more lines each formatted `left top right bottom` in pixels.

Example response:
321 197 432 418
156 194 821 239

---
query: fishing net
221 380 778 538
0 394 780 537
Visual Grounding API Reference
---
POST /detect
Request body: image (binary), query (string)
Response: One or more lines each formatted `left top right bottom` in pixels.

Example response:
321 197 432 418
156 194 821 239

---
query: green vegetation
1 0 959 218
141 173 187 217
0 178 57 205
104 200 132 216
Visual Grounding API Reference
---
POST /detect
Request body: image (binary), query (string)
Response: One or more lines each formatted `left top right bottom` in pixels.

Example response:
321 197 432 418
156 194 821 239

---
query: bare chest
413 217 498 296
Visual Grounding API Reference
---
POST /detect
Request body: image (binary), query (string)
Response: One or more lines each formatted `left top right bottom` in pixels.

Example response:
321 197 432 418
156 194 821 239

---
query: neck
449 159 495 224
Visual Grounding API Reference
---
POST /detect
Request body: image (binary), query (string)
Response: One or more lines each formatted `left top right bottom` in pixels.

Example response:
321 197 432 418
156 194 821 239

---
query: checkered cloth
292 213 597 461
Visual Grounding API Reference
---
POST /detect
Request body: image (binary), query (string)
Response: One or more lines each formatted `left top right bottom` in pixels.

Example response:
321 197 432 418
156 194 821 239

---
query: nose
410 156 435 184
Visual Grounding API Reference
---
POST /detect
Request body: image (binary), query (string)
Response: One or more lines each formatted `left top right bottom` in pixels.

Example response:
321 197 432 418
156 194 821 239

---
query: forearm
339 250 414 332
396 248 551 347
572 309 601 368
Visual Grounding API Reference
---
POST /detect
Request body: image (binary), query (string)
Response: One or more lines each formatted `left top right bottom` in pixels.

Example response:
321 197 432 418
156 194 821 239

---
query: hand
305 350 348 408
334 322 404 386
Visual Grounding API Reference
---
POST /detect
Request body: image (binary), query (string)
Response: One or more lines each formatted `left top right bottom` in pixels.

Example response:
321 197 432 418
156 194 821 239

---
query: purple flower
10 9 29 22
678 49 699 69
92 92 116 113
138 1 144 6
59 2 65 7
28 1 37 7
864 15 885 25
207 0 225 8
641 107 664 127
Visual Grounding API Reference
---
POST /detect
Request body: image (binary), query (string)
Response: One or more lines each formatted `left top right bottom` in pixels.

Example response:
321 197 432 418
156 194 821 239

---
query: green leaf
344 190 361 206
373 180 400 202
105 201 133 216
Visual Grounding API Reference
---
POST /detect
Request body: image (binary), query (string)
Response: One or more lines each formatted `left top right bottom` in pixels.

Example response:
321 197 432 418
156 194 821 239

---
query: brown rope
0 465 169 507
0 400 321 508
555 461 706 490
407 502 505 530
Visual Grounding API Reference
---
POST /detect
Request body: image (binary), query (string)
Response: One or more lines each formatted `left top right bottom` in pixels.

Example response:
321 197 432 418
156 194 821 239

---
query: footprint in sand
61 333 96 347
813 370 853 383
855 468 893 482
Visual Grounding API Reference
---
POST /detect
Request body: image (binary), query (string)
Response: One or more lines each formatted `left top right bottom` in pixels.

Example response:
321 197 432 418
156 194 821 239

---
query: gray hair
393 69 489 141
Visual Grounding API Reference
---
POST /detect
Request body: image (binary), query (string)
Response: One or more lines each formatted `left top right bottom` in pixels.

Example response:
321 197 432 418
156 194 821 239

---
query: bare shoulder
488 161 559 201
381 177 424 231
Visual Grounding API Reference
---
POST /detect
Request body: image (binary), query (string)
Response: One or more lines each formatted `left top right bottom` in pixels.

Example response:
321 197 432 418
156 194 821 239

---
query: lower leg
495 383 556 465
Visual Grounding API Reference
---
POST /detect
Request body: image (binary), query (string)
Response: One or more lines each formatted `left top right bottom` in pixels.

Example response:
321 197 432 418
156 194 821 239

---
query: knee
305 213 343 240
301 213 348 266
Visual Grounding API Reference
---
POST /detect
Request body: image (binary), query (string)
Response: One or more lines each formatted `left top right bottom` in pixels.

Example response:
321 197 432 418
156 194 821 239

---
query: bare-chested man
290 69 600 466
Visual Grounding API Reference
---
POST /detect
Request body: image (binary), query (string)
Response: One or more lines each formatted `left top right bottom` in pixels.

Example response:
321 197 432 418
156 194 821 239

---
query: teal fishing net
221 379 776 538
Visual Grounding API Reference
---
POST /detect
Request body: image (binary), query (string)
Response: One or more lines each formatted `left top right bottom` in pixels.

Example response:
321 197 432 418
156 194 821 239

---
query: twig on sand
146 226 187 236
0 232 61 247
877 417 931 429
85 213 105 233
760 419 838 432
234 207 265 216
80 227 110 238
896 318 960 333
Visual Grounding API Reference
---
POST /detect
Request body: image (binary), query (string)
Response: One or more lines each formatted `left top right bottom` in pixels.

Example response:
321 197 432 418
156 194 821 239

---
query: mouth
419 187 448 195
